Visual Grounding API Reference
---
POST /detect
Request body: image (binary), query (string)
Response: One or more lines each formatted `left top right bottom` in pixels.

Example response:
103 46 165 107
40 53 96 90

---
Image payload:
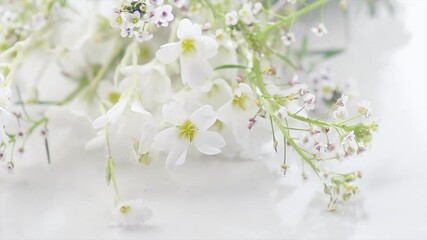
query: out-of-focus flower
111 199 152 228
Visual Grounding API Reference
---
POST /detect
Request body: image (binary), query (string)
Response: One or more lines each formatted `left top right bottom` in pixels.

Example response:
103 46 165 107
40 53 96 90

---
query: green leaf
274 52 297 70
308 48 345 59
214 64 247 70
44 138 51 165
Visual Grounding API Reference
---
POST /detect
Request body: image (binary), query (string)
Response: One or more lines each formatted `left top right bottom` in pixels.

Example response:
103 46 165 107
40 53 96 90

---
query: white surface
1 1 427 239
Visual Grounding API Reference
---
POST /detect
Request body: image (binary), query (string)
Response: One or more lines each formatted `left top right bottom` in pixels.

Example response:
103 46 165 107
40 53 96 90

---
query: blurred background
0 0 426 239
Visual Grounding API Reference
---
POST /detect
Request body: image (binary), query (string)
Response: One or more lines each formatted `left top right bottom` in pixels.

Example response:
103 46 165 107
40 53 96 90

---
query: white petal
194 130 225 155
165 141 188 169
199 36 218 59
151 127 177 151
190 105 217 130
130 99 151 115
85 132 105 150
162 102 188 125
156 42 182 64
92 115 108 129
177 18 201 39
180 55 212 91
106 98 128 124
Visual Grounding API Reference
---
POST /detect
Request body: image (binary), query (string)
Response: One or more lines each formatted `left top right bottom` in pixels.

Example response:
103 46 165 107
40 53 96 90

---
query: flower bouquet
0 0 386 228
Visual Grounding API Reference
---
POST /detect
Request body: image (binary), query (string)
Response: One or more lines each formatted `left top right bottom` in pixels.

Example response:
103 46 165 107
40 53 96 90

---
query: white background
1 0 427 239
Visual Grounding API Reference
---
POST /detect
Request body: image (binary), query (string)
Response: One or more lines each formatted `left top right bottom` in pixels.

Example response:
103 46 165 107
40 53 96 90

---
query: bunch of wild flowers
111 0 176 42
0 0 389 228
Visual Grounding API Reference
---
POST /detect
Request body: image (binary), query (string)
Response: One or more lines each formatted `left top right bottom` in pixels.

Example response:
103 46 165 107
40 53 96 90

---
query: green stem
263 0 331 34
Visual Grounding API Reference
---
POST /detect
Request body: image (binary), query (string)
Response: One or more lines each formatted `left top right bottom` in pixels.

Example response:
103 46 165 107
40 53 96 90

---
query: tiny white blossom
239 3 255 25
225 11 238 26
155 5 174 26
311 23 328 37
168 0 186 8
111 199 152 228
135 31 153 42
111 10 125 29
275 106 288 120
149 0 164 6
333 106 348 119
358 100 372 118
336 94 349 107
151 103 225 169
303 92 316 110
253 2 263 15
281 32 296 46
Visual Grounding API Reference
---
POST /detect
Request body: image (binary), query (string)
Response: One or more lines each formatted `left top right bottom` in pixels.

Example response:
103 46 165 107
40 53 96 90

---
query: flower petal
194 130 225 155
130 99 151 116
190 105 217 130
199 36 218 59
180 55 212 91
165 141 188 169
177 18 201 39
156 42 182 64
106 98 128 124
151 127 178 151
162 102 188 125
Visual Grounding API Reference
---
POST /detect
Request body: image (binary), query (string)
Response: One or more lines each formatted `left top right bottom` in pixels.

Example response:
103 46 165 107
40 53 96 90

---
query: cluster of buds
111 0 175 42
321 170 362 211
0 6 47 50
225 1 263 26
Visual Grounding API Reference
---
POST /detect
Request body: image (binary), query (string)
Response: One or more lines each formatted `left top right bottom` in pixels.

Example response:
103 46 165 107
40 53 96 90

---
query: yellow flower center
108 91 121 104
132 17 139 24
181 38 196 54
178 120 197 142
232 93 249 110
120 205 131 214
116 15 123 25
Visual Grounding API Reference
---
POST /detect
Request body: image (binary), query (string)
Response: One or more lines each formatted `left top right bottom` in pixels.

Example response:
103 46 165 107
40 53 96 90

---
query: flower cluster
111 0 176 42
0 0 385 228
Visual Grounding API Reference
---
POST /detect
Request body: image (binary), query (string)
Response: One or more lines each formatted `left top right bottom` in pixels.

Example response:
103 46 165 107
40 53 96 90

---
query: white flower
120 26 134 38
151 102 225 169
275 106 288 120
156 18 218 91
225 11 238 26
123 11 143 29
303 92 316 110
135 30 153 42
149 0 164 6
218 83 258 144
155 5 174 26
281 32 296 46
111 199 152 228
311 23 328 37
120 61 172 109
319 80 336 100
93 87 151 129
313 142 327 153
336 94 349 107
287 0 297 4
168 0 186 8
111 10 125 29
239 3 256 25
358 100 372 118
253 2 263 15
333 106 348 119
